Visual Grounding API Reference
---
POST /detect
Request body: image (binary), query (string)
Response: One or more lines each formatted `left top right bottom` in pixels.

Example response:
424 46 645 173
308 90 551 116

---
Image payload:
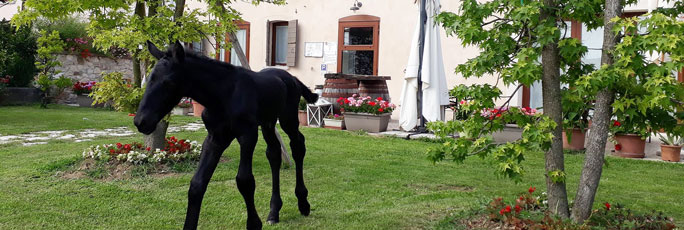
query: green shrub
0 19 38 87
33 16 121 57
90 72 143 113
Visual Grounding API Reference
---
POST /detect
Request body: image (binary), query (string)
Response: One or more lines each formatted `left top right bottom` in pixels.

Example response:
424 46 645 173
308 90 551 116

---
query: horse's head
134 41 188 134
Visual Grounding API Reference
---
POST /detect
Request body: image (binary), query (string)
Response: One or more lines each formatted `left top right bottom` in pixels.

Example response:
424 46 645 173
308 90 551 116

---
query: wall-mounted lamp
350 0 362 11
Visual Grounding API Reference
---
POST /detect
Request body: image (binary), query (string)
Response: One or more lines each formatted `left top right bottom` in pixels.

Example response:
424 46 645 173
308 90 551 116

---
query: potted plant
611 116 649 158
323 114 345 130
173 98 193 116
299 97 308 126
659 133 682 162
561 102 591 151
72 81 99 107
338 94 396 133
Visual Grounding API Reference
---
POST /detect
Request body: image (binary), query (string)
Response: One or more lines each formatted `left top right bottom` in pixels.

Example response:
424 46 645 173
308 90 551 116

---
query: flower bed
338 95 396 115
82 136 202 164
445 187 677 229
73 81 96 95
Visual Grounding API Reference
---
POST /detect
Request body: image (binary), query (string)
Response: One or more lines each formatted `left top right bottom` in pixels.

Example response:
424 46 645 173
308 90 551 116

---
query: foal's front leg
183 135 231 230
236 128 262 230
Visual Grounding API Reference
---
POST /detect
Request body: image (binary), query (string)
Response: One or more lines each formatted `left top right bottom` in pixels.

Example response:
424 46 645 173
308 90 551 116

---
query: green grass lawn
0 104 201 135
0 106 683 229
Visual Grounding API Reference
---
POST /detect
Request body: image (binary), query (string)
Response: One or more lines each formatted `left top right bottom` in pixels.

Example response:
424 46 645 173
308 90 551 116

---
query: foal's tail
294 77 319 104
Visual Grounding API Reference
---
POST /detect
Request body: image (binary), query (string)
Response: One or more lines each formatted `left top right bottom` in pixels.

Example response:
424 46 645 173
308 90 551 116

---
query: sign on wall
323 42 337 65
304 42 324 57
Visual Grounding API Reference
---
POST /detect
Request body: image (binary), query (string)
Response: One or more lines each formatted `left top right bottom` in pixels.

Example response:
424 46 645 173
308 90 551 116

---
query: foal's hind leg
280 118 311 216
261 123 283 224
184 135 232 230
236 127 263 229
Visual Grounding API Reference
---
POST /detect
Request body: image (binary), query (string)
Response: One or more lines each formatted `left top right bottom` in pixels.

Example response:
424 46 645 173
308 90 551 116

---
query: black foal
134 41 317 229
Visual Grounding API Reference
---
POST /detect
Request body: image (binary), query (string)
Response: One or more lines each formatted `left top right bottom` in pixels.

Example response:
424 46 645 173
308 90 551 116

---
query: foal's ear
172 40 185 63
147 41 164 60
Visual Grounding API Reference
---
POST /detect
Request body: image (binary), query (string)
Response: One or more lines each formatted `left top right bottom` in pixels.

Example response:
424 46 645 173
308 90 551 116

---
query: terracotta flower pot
343 112 391 133
192 101 204 117
562 128 586 151
660 145 682 162
614 133 646 158
298 110 308 126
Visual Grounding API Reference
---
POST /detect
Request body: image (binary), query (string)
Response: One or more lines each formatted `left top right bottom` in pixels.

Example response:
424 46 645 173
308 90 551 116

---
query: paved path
0 122 205 146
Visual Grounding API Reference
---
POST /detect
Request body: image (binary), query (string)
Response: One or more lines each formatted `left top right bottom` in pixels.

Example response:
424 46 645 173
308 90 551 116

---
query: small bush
0 19 38 87
90 72 143 113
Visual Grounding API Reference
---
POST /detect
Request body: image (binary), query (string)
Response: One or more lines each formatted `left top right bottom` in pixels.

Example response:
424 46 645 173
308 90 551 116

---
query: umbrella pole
416 0 428 133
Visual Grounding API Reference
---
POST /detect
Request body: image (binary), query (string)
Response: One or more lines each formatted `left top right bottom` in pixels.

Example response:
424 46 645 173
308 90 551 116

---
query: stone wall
55 54 134 82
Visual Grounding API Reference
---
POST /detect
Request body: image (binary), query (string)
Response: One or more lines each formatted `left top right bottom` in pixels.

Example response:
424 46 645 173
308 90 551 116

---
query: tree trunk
132 58 142 87
144 120 169 150
540 0 570 218
174 0 185 20
132 1 145 88
572 0 622 222
148 0 158 17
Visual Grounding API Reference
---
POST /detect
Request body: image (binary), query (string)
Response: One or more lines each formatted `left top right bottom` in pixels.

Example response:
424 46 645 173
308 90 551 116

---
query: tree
13 0 282 149
572 0 684 221
430 0 603 217
432 0 684 222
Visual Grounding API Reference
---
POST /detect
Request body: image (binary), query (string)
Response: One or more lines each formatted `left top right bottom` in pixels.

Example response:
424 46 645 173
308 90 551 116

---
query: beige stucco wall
189 0 493 119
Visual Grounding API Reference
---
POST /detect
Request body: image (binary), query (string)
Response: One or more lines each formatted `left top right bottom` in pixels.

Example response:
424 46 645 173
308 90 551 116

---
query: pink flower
460 100 467 105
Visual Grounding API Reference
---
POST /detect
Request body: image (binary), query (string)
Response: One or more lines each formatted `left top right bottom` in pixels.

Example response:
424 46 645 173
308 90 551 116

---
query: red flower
528 186 536 194
615 144 622 151
116 143 122 148
496 113 502 118
505 205 511 212
499 209 505 215
369 102 376 106
146 147 151 151
514 205 522 213
344 99 350 104
109 149 115 154
377 97 383 101
378 108 384 112
613 121 621 127
604 202 611 210
124 144 131 149
128 113 135 116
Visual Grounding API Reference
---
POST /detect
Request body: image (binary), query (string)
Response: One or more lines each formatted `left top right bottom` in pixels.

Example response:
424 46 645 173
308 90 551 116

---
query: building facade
187 0 680 119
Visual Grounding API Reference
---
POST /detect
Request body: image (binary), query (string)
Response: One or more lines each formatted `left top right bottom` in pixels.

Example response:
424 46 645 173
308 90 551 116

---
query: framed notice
304 42 324 57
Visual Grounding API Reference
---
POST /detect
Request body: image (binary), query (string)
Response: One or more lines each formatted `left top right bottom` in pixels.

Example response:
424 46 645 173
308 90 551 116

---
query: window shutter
266 20 273 66
287 19 298 67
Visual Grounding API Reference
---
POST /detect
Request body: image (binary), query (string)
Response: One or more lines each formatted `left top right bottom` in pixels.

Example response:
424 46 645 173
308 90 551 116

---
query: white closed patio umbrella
399 0 450 132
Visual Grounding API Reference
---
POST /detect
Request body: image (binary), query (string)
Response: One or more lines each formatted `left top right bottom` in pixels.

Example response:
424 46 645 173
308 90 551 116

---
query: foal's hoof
266 213 279 224
298 201 311 216
246 218 262 230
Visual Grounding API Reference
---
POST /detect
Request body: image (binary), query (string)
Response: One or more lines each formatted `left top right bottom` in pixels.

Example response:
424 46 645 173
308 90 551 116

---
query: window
185 40 205 55
218 21 250 66
266 20 298 66
337 15 380 75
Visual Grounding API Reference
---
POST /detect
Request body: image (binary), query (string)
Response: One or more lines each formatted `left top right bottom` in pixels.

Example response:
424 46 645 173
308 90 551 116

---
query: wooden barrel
358 80 390 102
322 78 358 114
